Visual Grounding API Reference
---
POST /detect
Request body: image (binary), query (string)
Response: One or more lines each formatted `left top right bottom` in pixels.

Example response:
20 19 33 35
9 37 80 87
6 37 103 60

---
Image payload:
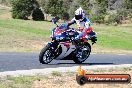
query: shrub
90 15 104 24
62 12 70 21
105 9 132 25
11 0 39 20
32 8 44 21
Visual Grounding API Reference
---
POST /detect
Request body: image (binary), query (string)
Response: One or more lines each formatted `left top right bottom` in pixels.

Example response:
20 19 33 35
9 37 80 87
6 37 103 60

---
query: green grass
0 19 52 37
0 75 46 88
0 19 132 52
93 24 132 50
0 19 53 51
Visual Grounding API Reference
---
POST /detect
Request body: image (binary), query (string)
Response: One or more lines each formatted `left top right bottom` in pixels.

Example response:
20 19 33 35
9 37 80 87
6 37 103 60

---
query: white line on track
91 53 127 55
117 54 127 56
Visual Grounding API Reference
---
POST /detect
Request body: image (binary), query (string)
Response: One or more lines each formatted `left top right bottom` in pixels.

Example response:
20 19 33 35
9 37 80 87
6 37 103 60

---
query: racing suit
68 17 96 42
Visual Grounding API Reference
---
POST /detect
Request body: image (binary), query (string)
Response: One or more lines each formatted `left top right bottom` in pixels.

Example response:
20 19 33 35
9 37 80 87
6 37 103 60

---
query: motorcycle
39 23 96 64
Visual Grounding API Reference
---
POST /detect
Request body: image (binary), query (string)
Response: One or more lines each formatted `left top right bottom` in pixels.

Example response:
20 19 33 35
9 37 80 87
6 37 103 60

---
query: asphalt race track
0 52 132 72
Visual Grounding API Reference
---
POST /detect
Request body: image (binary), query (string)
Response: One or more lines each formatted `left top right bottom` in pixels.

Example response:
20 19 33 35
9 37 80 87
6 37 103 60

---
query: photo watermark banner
76 66 131 85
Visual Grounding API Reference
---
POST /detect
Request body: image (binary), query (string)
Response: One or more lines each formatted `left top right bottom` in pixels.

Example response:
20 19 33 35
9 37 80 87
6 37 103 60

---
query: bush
11 0 39 20
62 12 70 21
32 8 44 21
105 9 132 25
105 14 122 25
90 15 104 24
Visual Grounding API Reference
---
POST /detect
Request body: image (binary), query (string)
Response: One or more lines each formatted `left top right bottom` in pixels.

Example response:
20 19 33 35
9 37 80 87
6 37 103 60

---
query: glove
75 36 80 40
91 36 97 44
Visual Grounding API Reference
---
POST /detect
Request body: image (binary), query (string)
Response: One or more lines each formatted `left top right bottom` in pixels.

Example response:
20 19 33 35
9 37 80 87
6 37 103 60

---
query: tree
41 0 73 20
32 8 45 21
77 0 91 15
62 12 70 21
68 0 79 18
42 0 63 16
95 0 108 23
62 0 73 20
11 0 39 20
124 0 132 9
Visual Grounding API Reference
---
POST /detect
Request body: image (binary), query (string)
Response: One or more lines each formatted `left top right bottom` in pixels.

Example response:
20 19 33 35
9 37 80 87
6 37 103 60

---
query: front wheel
73 43 91 64
39 45 55 64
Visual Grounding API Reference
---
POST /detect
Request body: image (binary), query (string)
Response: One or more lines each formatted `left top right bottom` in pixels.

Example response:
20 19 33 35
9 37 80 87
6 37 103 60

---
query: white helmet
75 7 85 20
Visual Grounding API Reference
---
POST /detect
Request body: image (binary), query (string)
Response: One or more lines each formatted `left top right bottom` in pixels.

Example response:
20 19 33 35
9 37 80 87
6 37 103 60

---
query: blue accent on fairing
78 31 85 38
59 23 68 29
84 18 91 29
88 31 96 36
48 42 52 46
83 18 91 23
51 31 67 41
51 28 56 37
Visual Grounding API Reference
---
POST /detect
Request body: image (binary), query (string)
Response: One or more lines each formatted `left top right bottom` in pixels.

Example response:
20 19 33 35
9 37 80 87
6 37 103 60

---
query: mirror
51 17 57 24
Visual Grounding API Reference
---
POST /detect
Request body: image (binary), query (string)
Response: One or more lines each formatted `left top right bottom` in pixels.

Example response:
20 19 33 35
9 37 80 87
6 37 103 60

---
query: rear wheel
39 45 55 64
73 43 91 64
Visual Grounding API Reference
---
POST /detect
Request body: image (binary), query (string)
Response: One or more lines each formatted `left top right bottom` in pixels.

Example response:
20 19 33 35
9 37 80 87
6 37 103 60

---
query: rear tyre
39 45 55 64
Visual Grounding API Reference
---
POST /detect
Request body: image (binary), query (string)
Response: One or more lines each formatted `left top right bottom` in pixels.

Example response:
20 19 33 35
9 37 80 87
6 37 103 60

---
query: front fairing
51 26 80 42
51 32 67 41
51 27 66 38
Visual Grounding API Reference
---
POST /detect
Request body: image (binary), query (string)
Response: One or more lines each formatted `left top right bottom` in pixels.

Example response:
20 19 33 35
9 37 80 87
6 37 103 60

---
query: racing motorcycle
39 23 97 64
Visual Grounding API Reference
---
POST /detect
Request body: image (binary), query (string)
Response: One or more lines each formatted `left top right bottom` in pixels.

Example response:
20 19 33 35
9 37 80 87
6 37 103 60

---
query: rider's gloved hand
91 36 97 43
75 36 80 40
75 31 85 40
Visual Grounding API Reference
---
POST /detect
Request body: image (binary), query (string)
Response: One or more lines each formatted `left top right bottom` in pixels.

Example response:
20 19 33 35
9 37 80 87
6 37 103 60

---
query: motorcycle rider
67 7 97 43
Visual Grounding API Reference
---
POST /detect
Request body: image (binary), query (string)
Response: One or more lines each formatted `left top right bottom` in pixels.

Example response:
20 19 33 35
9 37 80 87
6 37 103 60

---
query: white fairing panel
55 44 67 60
55 43 76 60
64 45 76 57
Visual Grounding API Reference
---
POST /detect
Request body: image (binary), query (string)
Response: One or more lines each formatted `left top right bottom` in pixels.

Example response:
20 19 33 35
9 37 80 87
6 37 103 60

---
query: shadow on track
48 62 114 65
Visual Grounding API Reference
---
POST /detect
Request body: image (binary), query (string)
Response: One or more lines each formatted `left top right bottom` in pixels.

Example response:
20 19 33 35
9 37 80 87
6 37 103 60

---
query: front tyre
73 43 91 64
39 45 55 64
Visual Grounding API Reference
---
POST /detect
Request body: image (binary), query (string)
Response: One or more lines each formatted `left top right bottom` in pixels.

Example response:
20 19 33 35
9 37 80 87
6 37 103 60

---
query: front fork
48 40 60 55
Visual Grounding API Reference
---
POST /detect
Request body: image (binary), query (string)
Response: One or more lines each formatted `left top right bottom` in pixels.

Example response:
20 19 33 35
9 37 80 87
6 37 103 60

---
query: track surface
0 52 132 72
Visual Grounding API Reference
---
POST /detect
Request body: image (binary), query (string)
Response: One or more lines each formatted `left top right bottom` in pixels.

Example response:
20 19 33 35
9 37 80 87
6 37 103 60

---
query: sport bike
39 23 96 64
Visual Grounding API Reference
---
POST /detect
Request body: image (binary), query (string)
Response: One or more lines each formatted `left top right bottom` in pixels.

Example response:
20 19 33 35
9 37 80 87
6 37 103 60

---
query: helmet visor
75 15 82 20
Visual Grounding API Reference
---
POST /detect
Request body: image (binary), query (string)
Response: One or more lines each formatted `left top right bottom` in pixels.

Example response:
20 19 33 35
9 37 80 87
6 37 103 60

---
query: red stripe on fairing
82 27 93 37
61 42 70 48
80 27 93 42
54 27 61 36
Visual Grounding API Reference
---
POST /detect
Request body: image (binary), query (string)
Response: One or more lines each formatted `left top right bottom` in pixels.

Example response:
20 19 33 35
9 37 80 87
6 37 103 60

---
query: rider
67 7 97 43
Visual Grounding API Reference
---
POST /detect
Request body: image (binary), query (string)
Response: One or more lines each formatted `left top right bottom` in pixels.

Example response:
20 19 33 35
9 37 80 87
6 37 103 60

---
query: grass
0 67 132 88
0 7 132 53
0 18 132 53
0 75 47 88
51 71 62 77
0 19 52 52
93 24 132 50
